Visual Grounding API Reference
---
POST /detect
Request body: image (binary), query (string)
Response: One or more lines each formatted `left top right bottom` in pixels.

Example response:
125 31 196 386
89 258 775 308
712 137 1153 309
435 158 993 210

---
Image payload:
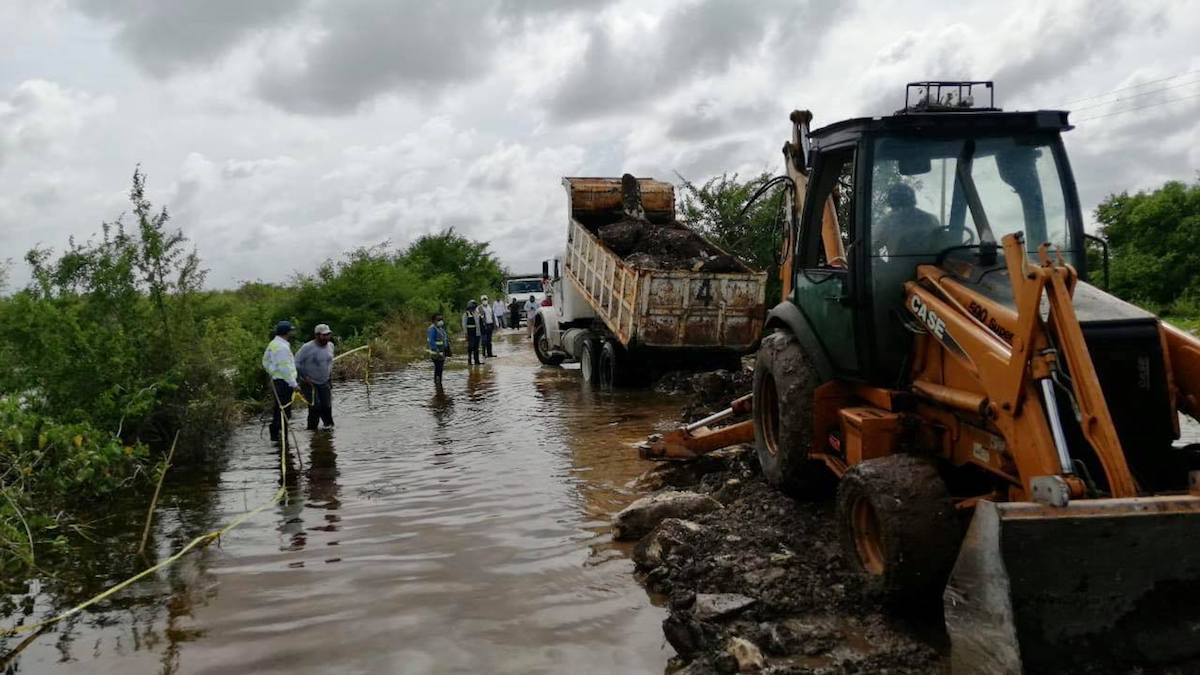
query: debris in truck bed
594 217 743 273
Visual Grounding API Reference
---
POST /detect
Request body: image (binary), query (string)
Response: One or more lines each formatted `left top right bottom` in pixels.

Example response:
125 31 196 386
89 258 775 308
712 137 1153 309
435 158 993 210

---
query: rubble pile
595 218 743 273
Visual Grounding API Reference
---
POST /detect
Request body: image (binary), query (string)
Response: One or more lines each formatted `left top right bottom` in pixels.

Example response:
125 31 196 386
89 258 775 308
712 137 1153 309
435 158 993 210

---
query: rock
670 589 697 611
613 491 721 540
713 478 743 504
693 593 756 621
663 615 705 658
726 636 766 672
633 518 703 569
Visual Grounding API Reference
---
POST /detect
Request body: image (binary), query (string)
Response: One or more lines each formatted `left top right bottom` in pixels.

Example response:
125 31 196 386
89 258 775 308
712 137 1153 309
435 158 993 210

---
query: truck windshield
869 134 1074 263
507 279 543 294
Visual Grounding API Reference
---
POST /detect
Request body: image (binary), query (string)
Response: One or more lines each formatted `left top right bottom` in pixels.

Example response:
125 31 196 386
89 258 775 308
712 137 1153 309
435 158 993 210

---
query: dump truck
644 82 1200 673
532 175 768 386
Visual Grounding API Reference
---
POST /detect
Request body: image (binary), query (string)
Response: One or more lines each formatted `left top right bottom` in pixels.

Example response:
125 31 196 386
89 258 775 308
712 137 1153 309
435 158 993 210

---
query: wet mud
629 447 947 674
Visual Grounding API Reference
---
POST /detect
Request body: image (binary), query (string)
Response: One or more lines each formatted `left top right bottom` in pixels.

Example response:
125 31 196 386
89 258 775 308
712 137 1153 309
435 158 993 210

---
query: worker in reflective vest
261 320 298 443
462 300 482 365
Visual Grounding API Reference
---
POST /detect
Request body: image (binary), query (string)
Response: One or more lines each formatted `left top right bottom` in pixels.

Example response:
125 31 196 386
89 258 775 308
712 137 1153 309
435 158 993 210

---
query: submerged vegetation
0 168 504 571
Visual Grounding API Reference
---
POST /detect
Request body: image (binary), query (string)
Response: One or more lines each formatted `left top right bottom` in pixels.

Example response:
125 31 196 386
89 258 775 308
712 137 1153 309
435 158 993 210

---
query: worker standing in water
295 323 336 431
492 296 507 330
262 320 299 443
480 294 496 358
509 297 522 329
524 295 538 337
462 300 482 365
427 312 450 386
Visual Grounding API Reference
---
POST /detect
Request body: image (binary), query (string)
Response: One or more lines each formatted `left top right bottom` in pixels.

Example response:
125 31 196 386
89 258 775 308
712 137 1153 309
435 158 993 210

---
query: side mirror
542 260 550 278
553 259 561 279
1083 233 1110 290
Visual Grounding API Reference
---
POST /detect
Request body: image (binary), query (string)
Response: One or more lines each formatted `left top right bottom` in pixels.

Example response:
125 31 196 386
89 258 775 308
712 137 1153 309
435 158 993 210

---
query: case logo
908 293 966 357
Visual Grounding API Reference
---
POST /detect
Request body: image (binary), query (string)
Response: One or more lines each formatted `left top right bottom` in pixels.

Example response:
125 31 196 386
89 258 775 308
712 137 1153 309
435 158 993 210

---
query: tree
1095 179 1200 307
401 229 505 312
678 172 788 303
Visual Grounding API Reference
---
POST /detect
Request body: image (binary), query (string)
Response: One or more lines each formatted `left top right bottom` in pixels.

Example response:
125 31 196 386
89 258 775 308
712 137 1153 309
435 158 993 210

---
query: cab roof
809 110 1074 150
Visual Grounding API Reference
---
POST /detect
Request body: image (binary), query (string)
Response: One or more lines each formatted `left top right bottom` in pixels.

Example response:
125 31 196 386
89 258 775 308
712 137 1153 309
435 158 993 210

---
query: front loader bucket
945 496 1200 674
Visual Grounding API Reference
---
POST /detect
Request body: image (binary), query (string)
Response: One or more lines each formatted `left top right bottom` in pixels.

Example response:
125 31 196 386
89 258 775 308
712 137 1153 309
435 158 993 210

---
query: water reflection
3 331 677 673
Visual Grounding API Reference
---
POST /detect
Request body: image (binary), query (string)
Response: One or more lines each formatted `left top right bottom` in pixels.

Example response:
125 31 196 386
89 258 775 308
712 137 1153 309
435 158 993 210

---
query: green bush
0 396 150 569
1097 179 1200 307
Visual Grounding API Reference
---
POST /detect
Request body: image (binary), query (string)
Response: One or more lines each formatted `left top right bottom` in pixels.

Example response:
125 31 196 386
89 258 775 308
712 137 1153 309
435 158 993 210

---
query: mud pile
624 447 946 674
596 218 742 273
655 367 753 422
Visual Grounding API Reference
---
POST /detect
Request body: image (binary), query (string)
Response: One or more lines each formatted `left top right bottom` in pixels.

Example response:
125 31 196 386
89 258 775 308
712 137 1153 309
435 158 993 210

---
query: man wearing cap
262 320 299 443
295 323 337 430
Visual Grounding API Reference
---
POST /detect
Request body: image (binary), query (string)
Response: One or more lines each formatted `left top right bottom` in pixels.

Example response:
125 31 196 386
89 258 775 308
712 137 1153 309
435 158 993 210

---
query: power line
1062 68 1200 106
1076 91 1200 122
1070 78 1200 112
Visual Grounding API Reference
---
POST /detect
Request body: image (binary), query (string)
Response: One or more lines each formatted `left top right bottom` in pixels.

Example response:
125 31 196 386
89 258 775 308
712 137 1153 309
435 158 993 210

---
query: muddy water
4 332 681 674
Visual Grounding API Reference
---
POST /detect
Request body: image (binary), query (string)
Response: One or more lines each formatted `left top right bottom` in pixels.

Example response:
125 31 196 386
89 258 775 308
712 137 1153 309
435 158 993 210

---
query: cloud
545 0 846 122
70 0 305 76
0 79 114 167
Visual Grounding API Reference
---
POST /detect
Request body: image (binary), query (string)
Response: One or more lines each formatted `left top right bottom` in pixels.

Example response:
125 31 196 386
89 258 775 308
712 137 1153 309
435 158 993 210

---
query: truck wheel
753 330 822 492
534 325 564 366
580 338 600 385
598 340 624 389
836 455 960 604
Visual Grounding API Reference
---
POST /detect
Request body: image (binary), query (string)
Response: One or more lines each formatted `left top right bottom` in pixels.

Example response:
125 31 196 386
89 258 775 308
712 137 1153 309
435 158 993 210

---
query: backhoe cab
754 81 1200 673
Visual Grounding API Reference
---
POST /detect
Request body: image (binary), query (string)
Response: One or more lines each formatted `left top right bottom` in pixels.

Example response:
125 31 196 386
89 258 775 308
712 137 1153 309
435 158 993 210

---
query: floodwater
2 331 683 674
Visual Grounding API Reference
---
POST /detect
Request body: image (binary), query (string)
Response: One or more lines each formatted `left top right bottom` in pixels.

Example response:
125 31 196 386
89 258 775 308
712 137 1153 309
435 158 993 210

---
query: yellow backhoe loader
647 81 1200 674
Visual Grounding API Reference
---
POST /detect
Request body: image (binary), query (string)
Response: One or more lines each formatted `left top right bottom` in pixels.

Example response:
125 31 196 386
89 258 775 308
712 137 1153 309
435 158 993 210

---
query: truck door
792 145 859 374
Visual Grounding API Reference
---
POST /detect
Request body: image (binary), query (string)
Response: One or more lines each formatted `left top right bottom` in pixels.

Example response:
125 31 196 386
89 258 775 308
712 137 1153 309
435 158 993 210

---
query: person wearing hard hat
295 323 336 430
262 320 299 443
462 300 482 365
480 294 496 358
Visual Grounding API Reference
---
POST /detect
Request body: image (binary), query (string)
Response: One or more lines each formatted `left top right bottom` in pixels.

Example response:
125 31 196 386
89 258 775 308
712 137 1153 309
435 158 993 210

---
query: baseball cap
314 323 332 335
275 320 294 335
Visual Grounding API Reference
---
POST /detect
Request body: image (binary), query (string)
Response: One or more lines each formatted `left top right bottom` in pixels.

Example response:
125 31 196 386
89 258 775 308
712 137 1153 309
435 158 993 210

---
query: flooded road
4 331 681 673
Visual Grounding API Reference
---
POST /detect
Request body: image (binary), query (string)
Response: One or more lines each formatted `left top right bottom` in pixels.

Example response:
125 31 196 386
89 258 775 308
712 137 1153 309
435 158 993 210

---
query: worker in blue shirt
427 312 450 386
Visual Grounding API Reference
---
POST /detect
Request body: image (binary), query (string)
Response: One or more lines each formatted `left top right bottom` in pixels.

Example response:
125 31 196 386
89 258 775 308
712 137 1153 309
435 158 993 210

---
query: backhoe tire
534 325 564 366
836 454 960 605
580 338 600 385
752 330 824 494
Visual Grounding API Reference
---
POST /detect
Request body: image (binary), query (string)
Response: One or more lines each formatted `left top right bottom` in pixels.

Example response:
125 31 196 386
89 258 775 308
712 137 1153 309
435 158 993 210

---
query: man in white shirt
492 297 508 330
480 294 496 358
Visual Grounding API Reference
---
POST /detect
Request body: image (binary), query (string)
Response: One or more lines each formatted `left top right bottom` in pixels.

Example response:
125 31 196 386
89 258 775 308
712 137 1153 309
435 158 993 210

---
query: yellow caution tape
1 408 294 639
1 341 376 642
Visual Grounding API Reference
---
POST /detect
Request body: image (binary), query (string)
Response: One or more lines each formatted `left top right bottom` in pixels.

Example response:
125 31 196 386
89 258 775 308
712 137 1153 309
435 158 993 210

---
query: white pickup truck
533 176 767 386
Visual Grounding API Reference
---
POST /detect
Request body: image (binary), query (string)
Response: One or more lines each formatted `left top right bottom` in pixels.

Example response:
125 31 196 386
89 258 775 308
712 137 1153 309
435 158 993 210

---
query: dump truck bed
563 177 767 351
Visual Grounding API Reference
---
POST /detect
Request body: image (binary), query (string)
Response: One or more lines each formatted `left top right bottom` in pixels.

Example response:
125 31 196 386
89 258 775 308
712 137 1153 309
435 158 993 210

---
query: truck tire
534 324 564 366
836 454 960 605
580 338 600 385
753 330 822 492
598 339 625 389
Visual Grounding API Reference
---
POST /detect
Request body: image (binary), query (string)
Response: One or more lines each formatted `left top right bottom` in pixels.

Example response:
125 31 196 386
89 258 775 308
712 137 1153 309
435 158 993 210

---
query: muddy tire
598 340 625 389
836 454 960 604
580 338 600 385
534 325 564 366
752 330 822 492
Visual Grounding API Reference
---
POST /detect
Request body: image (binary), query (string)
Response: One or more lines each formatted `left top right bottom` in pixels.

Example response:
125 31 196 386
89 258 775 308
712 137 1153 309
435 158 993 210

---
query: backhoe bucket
945 495 1200 674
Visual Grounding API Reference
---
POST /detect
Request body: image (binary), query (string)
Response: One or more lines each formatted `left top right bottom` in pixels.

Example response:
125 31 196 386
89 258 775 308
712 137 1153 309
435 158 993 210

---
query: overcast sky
1 0 1197 288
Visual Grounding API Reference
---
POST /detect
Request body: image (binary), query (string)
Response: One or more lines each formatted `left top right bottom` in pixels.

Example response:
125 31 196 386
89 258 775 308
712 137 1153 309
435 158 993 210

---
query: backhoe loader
654 82 1200 673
